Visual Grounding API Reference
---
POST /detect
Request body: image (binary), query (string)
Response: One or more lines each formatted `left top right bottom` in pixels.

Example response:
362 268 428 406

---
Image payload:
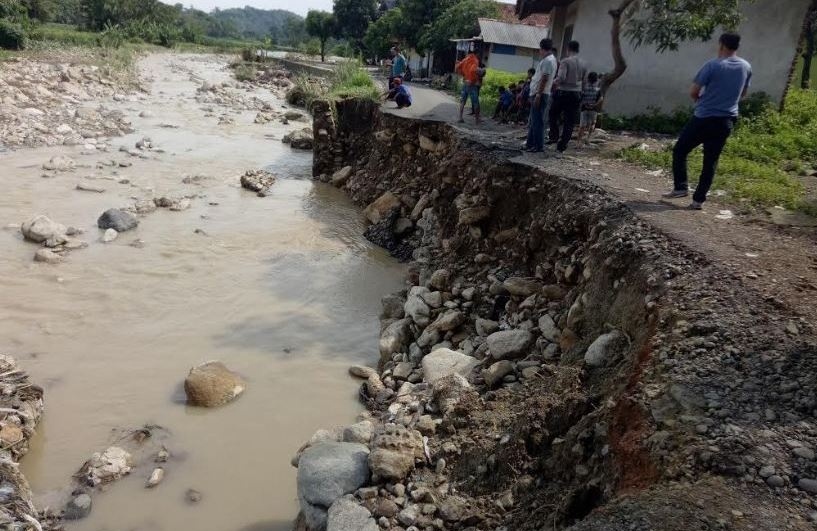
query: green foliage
397 0 456 52
332 0 375 45
328 59 379 100
618 88 817 212
98 22 125 48
477 68 527 115
418 0 497 53
305 10 335 61
0 18 27 48
210 6 303 43
233 63 256 82
53 0 81 24
363 6 401 58
303 37 321 57
29 22 98 46
624 0 749 53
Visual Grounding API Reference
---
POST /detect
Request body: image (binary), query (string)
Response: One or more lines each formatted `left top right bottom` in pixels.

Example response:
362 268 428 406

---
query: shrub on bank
0 18 27 49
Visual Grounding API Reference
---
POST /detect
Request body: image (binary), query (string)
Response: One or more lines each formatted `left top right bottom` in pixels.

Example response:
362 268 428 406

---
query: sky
174 0 516 18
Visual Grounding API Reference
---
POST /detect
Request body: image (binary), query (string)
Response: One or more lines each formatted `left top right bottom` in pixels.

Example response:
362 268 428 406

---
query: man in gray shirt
548 40 587 153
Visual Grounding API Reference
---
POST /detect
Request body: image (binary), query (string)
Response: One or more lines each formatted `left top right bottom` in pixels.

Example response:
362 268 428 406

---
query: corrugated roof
478 18 550 49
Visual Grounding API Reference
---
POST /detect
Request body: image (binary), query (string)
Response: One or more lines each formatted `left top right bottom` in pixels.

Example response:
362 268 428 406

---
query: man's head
568 40 580 55
393 77 402 86
719 33 741 55
527 68 535 79
588 72 599 84
539 38 553 57
499 86 506 93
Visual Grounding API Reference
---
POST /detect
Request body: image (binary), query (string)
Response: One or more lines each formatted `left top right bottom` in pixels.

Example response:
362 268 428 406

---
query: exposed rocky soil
291 99 817 530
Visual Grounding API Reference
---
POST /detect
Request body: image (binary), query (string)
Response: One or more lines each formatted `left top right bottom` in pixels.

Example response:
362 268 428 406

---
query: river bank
287 97 817 530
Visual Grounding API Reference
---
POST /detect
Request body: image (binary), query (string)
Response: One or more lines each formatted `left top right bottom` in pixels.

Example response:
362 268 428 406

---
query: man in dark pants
664 33 752 210
525 38 556 152
548 40 586 153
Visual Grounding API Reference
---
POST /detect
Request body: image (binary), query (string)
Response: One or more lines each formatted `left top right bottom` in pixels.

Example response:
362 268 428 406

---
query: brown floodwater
0 54 405 530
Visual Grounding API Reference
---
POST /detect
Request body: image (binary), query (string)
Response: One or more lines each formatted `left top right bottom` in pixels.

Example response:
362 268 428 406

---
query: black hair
720 32 741 51
568 40 580 53
527 68 535 75
540 38 553 51
499 86 506 92
588 72 599 83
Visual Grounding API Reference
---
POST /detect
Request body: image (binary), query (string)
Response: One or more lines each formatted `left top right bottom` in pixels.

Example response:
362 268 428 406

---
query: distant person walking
525 38 557 152
456 46 481 124
664 33 752 210
548 40 586 153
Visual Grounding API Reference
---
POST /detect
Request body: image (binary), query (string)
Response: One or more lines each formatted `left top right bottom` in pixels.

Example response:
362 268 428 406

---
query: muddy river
0 54 404 530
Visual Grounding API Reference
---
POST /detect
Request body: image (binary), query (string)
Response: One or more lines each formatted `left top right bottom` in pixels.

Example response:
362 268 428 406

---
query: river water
0 54 404 530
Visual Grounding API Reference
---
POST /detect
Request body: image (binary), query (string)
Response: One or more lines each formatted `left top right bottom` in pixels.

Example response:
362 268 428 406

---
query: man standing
525 38 556 153
391 46 407 89
664 33 752 210
548 40 586 153
456 46 481 124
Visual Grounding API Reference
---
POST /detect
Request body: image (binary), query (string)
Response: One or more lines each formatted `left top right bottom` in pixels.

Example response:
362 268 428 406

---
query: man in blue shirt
664 33 752 210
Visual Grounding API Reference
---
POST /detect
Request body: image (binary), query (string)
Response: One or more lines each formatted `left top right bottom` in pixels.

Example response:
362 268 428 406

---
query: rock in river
184 361 246 407
34 248 62 264
64 493 92 520
79 446 133 486
297 442 371 531
21 214 66 243
97 209 138 232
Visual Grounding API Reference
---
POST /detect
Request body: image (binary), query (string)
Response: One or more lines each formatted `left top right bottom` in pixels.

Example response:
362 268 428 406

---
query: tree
333 0 375 49
363 6 401 58
398 0 456 52
20 0 55 22
602 0 751 95
419 0 497 53
802 0 817 89
305 9 335 62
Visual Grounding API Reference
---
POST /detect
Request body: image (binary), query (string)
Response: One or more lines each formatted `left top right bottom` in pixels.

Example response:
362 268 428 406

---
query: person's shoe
661 189 689 199
526 148 544 153
686 201 703 211
546 139 558 145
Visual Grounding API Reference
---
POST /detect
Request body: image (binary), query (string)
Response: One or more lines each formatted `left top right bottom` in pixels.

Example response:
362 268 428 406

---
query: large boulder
404 287 431 327
428 310 465 332
21 215 66 243
503 277 543 297
331 166 352 187
487 330 533 360
78 446 132 487
184 361 245 407
327 496 378 531
283 128 314 150
368 424 423 482
363 192 401 225
297 442 371 531
538 314 561 342
422 348 478 384
97 209 138 232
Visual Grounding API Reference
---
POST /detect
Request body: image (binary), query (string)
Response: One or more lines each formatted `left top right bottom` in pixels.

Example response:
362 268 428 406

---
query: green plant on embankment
618 88 817 213
328 59 379 101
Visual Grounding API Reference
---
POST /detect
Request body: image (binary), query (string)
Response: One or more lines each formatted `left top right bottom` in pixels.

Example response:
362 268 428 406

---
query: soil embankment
291 98 817 530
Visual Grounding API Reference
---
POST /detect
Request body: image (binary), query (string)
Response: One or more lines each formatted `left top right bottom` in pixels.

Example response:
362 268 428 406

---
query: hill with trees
211 6 305 45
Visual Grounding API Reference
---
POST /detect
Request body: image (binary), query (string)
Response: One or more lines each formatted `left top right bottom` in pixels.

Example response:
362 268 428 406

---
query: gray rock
331 166 352 187
799 478 817 494
419 290 442 308
379 318 412 359
397 505 419 527
793 447 815 460
21 215 66 243
64 493 92 520
483 360 514 388
404 287 431 327
429 269 450 291
297 442 371 531
766 475 785 488
538 314 560 342
422 348 479 384
475 318 499 337
392 361 415 380
381 294 405 319
503 277 543 297
327 495 378 531
342 421 374 444
34 248 62 264
102 228 118 243
429 310 465 332
363 192 401 224
368 425 422 482
487 330 533 360
584 331 623 368
439 496 467 522
458 206 490 225
97 209 138 232
394 217 413 235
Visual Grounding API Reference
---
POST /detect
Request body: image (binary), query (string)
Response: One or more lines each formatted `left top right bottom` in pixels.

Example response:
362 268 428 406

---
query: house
475 18 551 72
516 0 813 115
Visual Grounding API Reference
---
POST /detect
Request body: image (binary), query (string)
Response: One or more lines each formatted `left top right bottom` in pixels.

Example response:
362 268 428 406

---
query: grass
618 88 817 213
328 60 379 101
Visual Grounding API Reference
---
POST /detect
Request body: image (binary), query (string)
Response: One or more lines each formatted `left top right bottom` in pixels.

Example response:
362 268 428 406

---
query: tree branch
602 0 637 96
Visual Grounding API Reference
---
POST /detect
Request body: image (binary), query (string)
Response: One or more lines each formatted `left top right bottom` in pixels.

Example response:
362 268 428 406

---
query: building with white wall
477 18 551 73
516 0 812 115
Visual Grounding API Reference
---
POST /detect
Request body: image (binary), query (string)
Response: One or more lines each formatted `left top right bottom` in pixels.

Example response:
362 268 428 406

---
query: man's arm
689 83 703 102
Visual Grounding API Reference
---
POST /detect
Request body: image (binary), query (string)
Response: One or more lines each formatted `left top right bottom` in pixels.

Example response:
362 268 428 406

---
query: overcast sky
172 1 515 18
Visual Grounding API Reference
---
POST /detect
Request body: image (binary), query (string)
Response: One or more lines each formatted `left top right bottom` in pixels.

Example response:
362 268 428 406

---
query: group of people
383 46 413 109
383 30 752 210
524 38 603 153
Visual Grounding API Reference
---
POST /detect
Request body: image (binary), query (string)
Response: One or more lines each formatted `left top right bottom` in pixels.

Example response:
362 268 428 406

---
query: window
492 44 517 55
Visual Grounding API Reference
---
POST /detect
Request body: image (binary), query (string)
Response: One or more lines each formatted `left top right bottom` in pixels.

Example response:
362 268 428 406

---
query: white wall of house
553 0 809 115
487 46 538 73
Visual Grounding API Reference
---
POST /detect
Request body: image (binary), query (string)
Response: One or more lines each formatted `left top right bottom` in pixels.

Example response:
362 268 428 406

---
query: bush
329 60 379 100
29 23 99 46
303 38 320 57
233 63 256 82
479 68 528 117
0 19 27 49
605 106 693 135
98 23 125 49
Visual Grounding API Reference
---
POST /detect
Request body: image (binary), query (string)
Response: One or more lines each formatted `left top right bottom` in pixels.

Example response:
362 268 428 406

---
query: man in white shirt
525 38 557 153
